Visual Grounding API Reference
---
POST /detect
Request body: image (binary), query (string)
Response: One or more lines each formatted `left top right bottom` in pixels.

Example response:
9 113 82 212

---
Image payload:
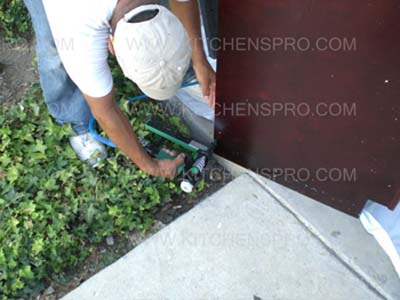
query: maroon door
215 0 400 216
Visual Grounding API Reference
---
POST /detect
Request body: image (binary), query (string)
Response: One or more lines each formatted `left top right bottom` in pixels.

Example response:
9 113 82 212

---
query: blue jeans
24 0 196 135
24 0 91 134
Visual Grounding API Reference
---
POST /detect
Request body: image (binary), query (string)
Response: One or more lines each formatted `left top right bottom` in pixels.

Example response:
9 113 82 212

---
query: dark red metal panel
215 0 400 216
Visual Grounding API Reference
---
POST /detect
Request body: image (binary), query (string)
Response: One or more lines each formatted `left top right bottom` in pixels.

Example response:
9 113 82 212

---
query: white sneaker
69 133 107 167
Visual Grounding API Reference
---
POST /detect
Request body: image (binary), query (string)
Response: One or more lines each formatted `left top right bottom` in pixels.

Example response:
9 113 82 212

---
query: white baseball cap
113 4 192 100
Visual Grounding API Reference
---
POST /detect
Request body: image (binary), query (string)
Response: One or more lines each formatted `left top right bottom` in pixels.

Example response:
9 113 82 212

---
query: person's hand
147 153 185 179
193 59 216 109
108 36 115 56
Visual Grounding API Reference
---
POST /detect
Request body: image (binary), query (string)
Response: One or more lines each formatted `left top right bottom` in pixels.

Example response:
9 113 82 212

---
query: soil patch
0 39 37 104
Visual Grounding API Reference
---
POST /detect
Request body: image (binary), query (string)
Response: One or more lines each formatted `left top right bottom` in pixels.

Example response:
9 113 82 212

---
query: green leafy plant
0 0 32 42
0 76 197 299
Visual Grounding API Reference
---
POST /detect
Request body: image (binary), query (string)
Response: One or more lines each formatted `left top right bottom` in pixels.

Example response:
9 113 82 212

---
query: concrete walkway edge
61 173 387 300
246 173 392 300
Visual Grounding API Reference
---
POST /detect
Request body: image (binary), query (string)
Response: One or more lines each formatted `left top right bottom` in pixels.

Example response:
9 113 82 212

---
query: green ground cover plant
0 77 199 299
0 0 32 42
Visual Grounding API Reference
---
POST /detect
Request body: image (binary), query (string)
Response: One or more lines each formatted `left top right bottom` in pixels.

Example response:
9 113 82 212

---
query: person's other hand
108 36 115 56
193 59 216 109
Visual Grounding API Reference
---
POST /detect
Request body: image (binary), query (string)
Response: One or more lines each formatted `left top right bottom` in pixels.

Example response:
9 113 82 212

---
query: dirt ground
0 39 37 104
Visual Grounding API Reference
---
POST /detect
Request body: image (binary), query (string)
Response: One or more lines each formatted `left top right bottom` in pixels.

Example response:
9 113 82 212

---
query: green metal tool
142 116 215 192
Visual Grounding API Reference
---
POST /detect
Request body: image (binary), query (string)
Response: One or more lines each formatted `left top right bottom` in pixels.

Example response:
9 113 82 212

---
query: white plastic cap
113 4 192 100
180 180 194 193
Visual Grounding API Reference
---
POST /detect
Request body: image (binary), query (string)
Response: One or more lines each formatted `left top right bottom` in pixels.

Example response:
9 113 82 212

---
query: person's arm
169 0 216 108
85 89 185 179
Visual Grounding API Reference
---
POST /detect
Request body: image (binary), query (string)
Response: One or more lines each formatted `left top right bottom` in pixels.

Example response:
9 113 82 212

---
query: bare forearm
88 97 155 173
169 0 207 64
169 0 216 107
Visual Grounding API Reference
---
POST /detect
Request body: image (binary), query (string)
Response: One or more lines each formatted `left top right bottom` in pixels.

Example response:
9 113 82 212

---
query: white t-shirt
42 0 189 98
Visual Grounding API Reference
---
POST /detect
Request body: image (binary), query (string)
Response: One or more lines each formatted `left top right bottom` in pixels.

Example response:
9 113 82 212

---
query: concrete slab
215 155 400 300
61 175 383 300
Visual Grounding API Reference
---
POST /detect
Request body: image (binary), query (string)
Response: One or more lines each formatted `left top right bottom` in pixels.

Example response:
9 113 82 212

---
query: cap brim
139 83 181 101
